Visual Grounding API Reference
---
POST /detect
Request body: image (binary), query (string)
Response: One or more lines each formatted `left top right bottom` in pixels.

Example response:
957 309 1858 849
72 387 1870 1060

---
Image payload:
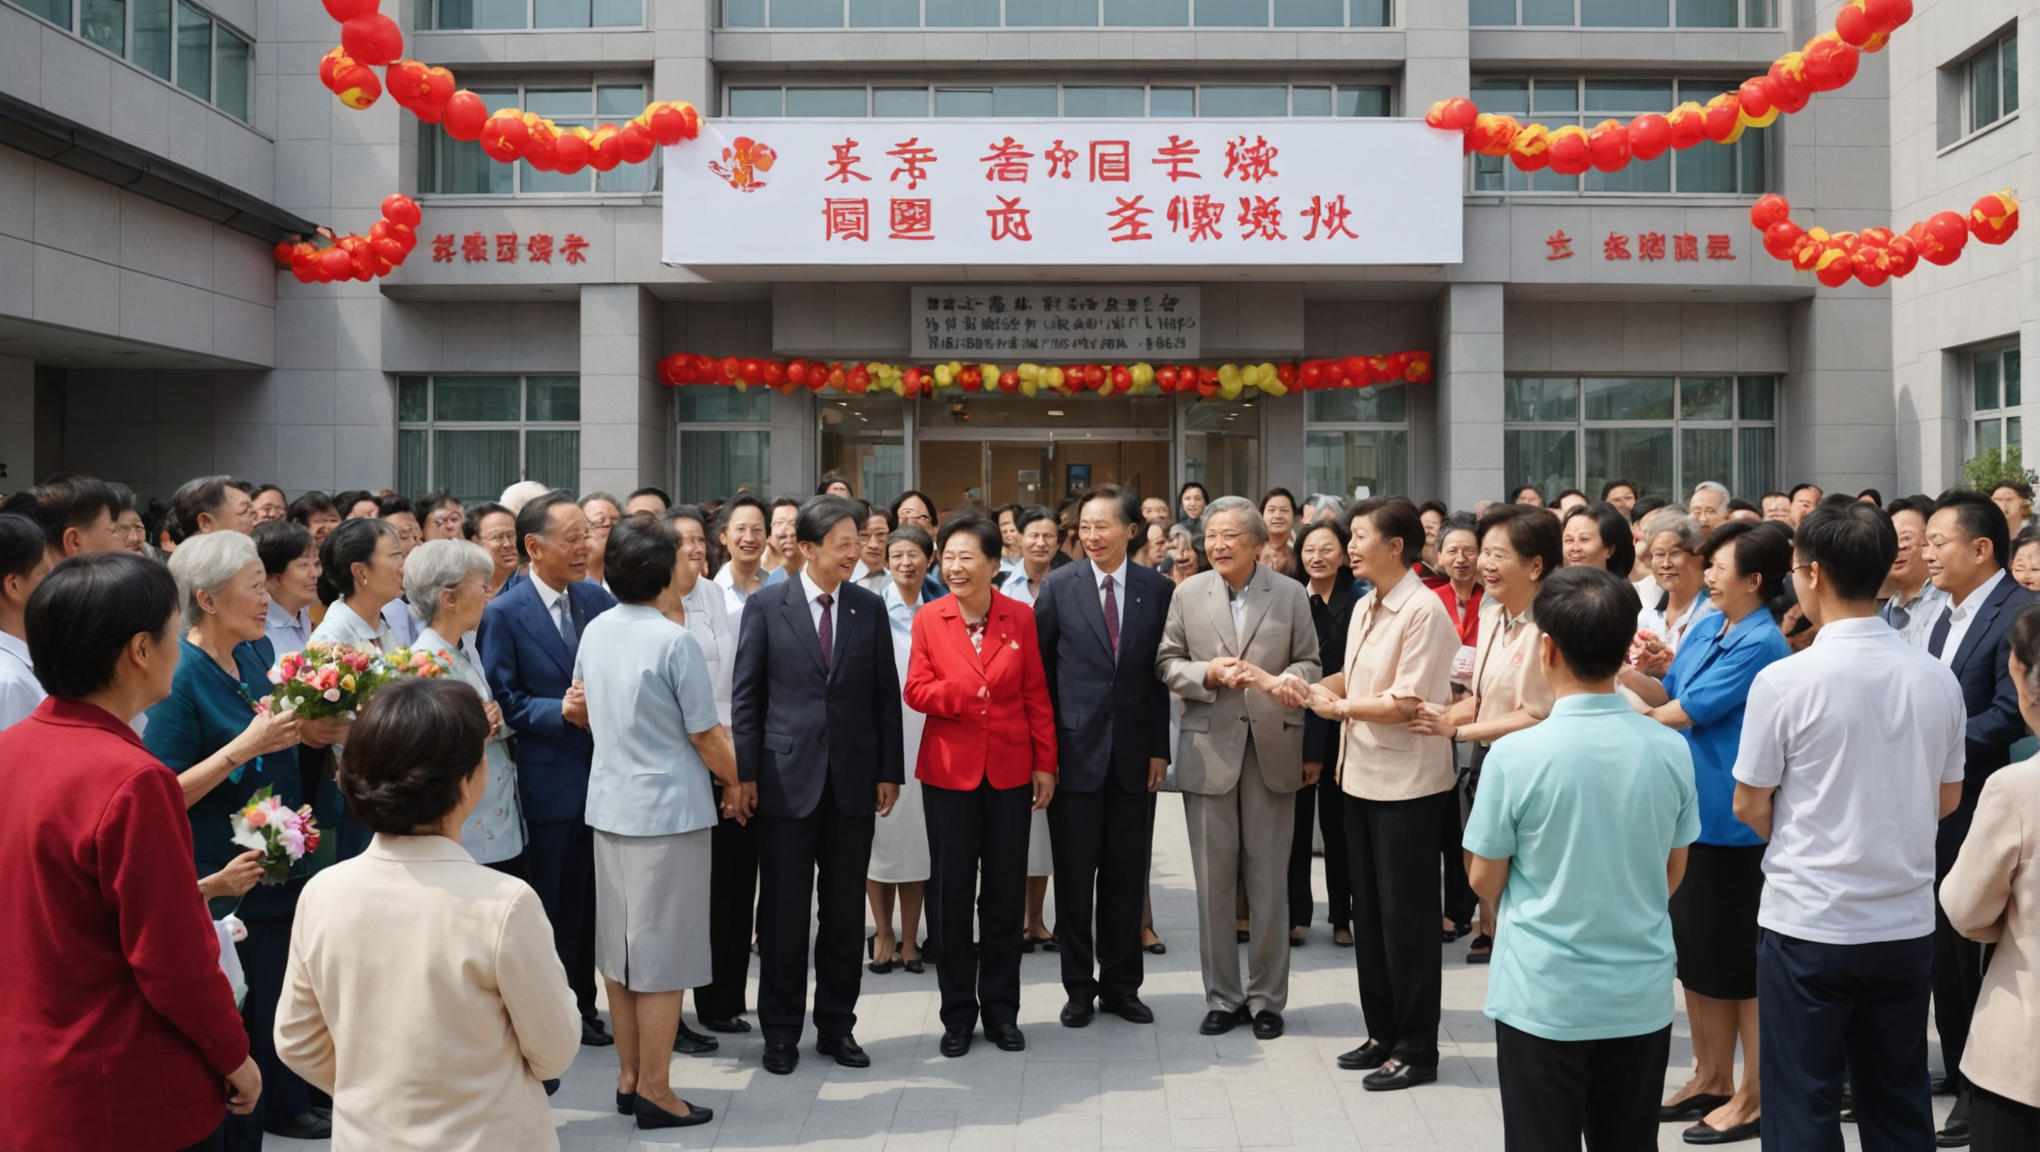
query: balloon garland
658 352 1433 399
1750 191 2020 288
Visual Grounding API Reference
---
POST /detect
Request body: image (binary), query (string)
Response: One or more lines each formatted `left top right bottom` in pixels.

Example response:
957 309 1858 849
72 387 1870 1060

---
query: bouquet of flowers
230 785 321 885
264 642 452 719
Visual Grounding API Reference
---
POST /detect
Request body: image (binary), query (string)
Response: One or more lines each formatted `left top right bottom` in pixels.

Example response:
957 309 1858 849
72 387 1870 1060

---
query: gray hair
1637 504 1688 540
1203 495 1268 545
1167 523 1196 547
580 491 622 515
499 480 551 514
1645 513 1707 553
403 539 494 627
167 530 259 628
1690 481 1731 505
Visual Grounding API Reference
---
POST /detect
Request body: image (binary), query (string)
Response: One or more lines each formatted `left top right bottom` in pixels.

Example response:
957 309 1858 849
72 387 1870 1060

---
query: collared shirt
310 597 397 653
381 599 418 649
1092 555 1129 641
678 578 735 726
529 571 572 642
1934 568 2007 666
0 631 46 732
1470 598 1555 740
417 624 523 864
1639 589 1712 655
1661 605 1790 847
1732 615 1967 944
799 568 843 647
713 563 784 637
575 603 722 837
1881 579 1949 649
1335 566 1459 802
1226 572 1251 647
265 600 314 658
1463 693 1700 1042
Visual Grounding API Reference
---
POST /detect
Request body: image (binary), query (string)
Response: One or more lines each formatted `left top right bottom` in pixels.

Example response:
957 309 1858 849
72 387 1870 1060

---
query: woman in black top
1291 518 1357 947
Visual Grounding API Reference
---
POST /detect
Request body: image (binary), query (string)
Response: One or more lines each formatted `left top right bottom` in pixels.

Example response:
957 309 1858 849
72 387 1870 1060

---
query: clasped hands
1204 657 1310 708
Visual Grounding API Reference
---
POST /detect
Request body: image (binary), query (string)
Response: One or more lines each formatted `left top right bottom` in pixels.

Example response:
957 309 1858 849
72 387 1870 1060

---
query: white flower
230 824 268 853
323 688 342 702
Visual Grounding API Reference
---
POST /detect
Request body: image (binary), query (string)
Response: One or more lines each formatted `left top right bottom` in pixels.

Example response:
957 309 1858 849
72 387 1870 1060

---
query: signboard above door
664 119 1464 267
911 285 1200 360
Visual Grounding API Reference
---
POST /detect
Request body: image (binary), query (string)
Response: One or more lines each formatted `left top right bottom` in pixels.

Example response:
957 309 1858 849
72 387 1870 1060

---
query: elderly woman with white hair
406 538 524 873
143 529 339 1143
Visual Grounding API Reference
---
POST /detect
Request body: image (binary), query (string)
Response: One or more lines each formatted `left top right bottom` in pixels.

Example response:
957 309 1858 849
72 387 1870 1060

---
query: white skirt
870 695 930 882
593 828 711 993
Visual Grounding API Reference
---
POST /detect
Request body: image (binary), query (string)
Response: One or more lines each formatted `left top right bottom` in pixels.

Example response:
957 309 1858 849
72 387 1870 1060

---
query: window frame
1470 0 1773 27
1302 384 1412 499
1501 374 1779 500
676 390 776 504
1469 76 1769 196
722 79 1395 117
3 0 252 121
416 77 660 197
1968 343 2025 462
722 0 1389 29
397 375 584 501
1962 28 2020 137
418 0 645 31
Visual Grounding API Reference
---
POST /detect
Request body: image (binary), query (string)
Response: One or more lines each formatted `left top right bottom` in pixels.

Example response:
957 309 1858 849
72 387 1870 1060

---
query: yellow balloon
1020 377 1037 397
1048 367 1066 388
1259 377 1288 397
1217 364 1242 389
934 364 954 386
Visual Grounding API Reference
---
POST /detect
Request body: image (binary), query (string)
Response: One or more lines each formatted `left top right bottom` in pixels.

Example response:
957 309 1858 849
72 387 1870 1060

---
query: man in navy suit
730 494 904 1075
480 489 617 1047
1035 485 1174 1028
1921 487 2039 1144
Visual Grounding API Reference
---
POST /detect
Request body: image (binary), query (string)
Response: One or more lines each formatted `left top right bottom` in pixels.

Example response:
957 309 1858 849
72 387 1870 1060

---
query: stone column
1437 282 1505 510
580 284 669 494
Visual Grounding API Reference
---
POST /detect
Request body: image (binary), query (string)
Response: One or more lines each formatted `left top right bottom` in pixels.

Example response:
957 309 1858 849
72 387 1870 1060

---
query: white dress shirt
1092 556 1129 642
714 564 785 639
799 568 843 647
679 578 735 726
1933 568 2006 665
1882 579 1950 650
529 571 573 641
1228 574 1250 646
310 597 398 653
265 600 314 658
0 631 46 732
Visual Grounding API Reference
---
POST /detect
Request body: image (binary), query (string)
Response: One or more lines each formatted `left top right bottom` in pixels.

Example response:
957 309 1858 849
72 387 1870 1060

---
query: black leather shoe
762 1043 799 1075
902 954 926 974
1337 1040 1389 1071
1361 1061 1437 1092
1935 1120 1971 1148
616 1090 637 1115
817 1033 870 1068
1199 1007 1251 1036
581 1017 615 1047
940 1026 972 1058
634 1095 713 1129
265 1111 332 1140
985 1022 1026 1052
1100 995 1154 1024
1660 1094 1733 1123
673 1022 719 1056
1252 1011 1284 1039
1060 1000 1096 1028
701 1015 752 1034
1683 1119 1761 1144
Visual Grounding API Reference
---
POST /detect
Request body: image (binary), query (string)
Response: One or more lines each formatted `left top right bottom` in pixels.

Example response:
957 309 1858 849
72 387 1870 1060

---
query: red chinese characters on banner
1674 233 1699 262
432 234 456 262
436 231 589 266
1604 233 1632 260
827 138 871 183
528 233 553 263
1044 140 1077 180
1706 234 1736 260
986 196 1032 241
1638 232 1667 261
462 233 488 262
824 198 870 242
495 234 518 262
1167 195 1225 242
1090 141 1130 183
1153 136 1200 182
1300 195 1358 241
889 138 938 190
1544 229 1737 265
561 234 588 264
1107 196 1153 242
1547 231 1575 260
1223 136 1279 184
980 138 1032 183
890 198 934 241
1236 196 1284 241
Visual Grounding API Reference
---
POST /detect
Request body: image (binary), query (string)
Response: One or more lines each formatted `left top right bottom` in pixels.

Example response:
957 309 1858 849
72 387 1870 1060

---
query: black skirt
1669 842 1767 1000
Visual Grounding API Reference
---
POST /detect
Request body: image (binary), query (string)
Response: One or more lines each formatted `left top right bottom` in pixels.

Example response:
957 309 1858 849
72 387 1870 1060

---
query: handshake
1204 657 1312 708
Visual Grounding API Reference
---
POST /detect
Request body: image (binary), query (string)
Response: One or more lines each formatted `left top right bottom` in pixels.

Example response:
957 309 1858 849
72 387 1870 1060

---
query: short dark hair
1820 492 1856 511
2010 603 2040 695
1349 496 1426 568
288 490 339 526
317 516 398 605
419 491 462 518
889 490 936 523
661 503 709 538
1788 483 1824 501
1293 518 1354 596
604 513 679 604
770 495 803 516
1533 566 1641 682
378 495 416 520
1933 488 2011 570
1178 481 1208 501
1014 504 1056 535
1439 511 1480 542
1563 503 1636 576
996 503 1023 524
1508 484 1543 504
1554 488 1588 505
26 553 178 699
250 483 285 505
1701 520 1794 605
1600 478 1639 500
796 494 863 545
1725 497 1759 514
888 522 934 559
252 520 314 578
1761 491 1789 505
1630 495 1670 524
1077 485 1141 529
0 514 45 583
1259 487 1299 516
1886 494 1936 521
1479 503 1564 580
515 490 578 562
1418 499 1450 521
627 486 672 511
341 677 491 835
334 489 377 518
0 473 124 552
1857 488 1885 505
717 493 767 536
463 500 511 541
1794 505 1897 602
861 502 895 532
816 473 853 496
937 514 1003 561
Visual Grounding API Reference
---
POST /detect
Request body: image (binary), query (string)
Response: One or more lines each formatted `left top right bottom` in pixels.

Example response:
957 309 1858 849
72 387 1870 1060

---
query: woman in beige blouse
1409 504 1563 964
1942 604 2040 1148
1306 496 1458 1092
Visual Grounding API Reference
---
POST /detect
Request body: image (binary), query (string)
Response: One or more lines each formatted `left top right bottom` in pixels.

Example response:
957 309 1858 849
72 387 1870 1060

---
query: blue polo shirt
1464 692 1700 1042
1661 605 1790 848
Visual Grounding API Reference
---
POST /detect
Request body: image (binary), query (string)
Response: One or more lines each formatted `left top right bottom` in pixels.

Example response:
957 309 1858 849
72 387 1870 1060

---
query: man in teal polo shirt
1463 565 1701 1151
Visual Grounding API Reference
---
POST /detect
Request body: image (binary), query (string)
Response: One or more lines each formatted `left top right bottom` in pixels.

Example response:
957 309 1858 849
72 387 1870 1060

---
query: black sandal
1465 933 1493 964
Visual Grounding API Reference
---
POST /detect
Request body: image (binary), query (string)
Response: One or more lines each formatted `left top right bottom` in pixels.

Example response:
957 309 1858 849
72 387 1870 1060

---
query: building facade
0 0 2028 511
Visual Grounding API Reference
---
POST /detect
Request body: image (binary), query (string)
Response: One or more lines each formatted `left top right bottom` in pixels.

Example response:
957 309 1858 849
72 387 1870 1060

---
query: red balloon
1885 234 1920 278
479 110 528 163
553 130 590 175
1834 1 1872 46
520 116 558 171
1588 120 1631 173
318 47 351 92
332 63 381 111
645 103 688 147
1702 94 1744 143
371 235 406 265
1546 127 1593 176
617 121 655 165
1851 246 1891 288
1750 194 1793 230
1628 113 1671 161
442 90 488 141
381 193 421 228
1814 246 1855 288
412 67 456 122
315 246 351 280
1765 62 1812 113
271 241 294 266
586 126 624 172
1971 192 2020 245
339 13 402 67
1763 220 1805 260
1801 35 1860 93
324 0 379 17
1737 78 1774 119
386 59 428 107
1424 98 1478 132
1665 103 1708 150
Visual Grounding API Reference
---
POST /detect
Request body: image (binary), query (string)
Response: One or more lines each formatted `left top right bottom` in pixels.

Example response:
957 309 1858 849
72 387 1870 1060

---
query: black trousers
1286 772 1354 931
695 800 760 1023
1496 1021 1671 1152
1344 791 1449 1068
524 818 597 1019
1756 928 1934 1152
222 912 310 1150
1048 781 1152 1006
1973 1084 2040 1151
925 778 1032 1032
756 798 874 1047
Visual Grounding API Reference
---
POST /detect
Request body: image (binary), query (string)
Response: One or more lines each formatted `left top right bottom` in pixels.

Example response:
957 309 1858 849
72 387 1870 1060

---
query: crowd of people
0 465 2036 1152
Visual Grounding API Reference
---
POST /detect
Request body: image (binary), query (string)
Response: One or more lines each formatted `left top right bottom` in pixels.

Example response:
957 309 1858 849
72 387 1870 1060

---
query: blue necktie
557 593 577 653
1928 607 1952 659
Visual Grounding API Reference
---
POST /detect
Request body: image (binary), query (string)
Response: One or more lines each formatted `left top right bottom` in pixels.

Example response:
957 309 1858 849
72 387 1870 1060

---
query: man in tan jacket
1156 495 1321 1040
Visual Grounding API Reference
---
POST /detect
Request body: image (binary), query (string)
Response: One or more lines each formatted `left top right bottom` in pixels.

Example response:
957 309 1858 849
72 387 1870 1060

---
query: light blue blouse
575 603 722 837
416 625 525 864
311 597 397 653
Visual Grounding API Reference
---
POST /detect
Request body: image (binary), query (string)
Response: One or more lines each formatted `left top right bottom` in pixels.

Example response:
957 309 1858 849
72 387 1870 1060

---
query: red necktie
816 592 834 668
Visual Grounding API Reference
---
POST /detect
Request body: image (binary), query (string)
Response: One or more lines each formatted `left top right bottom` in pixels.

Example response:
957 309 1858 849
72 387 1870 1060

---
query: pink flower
277 824 306 859
244 807 268 828
323 687 342 702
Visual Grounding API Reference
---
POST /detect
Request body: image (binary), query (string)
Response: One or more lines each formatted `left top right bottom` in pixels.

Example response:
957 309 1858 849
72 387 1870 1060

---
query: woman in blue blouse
1621 519 1793 1144
145 530 344 1148
308 517 406 860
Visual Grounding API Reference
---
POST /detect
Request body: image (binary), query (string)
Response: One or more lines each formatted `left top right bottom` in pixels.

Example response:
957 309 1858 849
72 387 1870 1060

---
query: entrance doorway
919 437 1172 514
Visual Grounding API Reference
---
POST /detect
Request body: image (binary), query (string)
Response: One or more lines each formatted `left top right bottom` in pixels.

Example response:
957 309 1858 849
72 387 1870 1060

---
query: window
1305 386 1409 498
819 396 906 504
726 0 1386 27
676 389 774 502
418 81 657 195
1183 399 1260 500
1971 345 2024 461
1470 77 1766 195
4 0 250 120
422 0 639 29
1964 29 2020 136
1471 0 1772 25
398 376 581 502
726 81 1390 117
1503 375 1776 502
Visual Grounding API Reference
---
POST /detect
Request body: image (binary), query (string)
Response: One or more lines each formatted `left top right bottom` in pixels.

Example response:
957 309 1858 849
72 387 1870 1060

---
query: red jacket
904 592 1058 791
0 698 250 1152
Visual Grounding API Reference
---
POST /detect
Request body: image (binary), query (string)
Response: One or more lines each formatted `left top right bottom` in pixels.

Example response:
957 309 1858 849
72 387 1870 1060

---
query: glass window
1291 86 1333 116
435 0 639 25
399 377 583 503
1195 0 1266 25
81 0 122 53
820 397 906 504
1103 0 1187 25
1199 86 1289 117
682 432 773 503
214 28 248 121
1307 431 1407 499
726 0 764 22
786 87 867 116
851 0 919 21
421 81 656 196
1967 31 2020 135
924 0 996 23
1476 0 1768 23
1350 0 1386 24
1971 345 2025 463
675 388 775 422
934 87 992 117
1007 0 1095 21
1470 0 1512 21
1272 0 1338 24
11 0 68 27
132 0 170 76
1475 77 1765 194
1066 86 1146 117
1506 375 1776 502
874 88 928 116
1503 377 1578 422
1150 86 1194 115
1337 85 1390 116
1580 0 1666 25
1306 385 1406 424
1679 376 1732 420
175 1 210 102
771 0 843 24
1506 430 1579 501
729 88 783 116
437 0 525 25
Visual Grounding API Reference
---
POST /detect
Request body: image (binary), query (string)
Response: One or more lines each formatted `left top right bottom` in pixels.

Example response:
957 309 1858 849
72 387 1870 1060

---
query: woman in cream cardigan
276 677 580 1152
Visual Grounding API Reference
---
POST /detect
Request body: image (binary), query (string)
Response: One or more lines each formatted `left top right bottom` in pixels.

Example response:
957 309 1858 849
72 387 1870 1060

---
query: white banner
911 284 1200 359
664 119 1463 267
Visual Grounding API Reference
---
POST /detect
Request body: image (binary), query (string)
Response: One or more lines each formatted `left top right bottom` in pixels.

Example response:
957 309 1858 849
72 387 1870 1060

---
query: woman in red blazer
0 553 258 1152
905 515 1056 1058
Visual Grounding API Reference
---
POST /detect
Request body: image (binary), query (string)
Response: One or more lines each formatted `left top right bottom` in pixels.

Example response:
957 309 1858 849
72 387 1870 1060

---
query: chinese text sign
911 286 1200 358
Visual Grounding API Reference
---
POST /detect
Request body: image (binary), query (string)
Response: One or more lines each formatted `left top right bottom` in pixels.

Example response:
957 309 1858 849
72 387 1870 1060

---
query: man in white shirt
0 515 52 730
1878 495 1948 648
1732 503 1965 1152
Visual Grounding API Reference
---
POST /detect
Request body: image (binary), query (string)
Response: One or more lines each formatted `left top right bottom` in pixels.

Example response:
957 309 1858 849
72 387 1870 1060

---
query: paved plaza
271 799 1953 1151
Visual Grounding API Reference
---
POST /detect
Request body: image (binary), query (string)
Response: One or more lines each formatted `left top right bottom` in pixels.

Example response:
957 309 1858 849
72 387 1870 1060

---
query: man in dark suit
1035 485 1173 1028
479 489 617 1048
1921 487 2039 1145
730 494 904 1075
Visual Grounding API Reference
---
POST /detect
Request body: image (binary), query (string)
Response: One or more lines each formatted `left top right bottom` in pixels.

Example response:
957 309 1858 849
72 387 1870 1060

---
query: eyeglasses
1207 531 1249 546
479 530 516 546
